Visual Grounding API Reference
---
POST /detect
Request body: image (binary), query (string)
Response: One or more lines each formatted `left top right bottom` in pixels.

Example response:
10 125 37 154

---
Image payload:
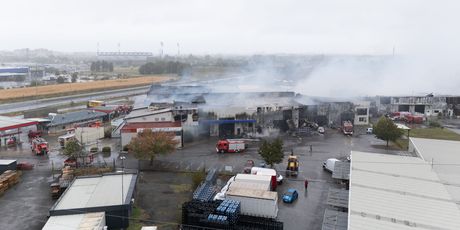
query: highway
0 85 150 114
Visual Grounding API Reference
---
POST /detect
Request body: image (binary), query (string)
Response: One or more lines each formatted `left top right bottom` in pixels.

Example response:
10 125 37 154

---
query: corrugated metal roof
0 159 16 165
410 137 460 210
349 151 460 230
332 161 350 180
125 108 172 120
48 110 106 127
53 174 136 210
326 188 349 209
322 209 348 230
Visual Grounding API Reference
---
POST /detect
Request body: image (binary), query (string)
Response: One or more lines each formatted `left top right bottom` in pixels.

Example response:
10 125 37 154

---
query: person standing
304 179 309 189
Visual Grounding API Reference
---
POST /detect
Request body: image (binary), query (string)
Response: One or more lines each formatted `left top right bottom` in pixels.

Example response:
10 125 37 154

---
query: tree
56 76 65 84
128 130 178 165
63 140 82 157
71 72 78 83
373 116 403 147
258 138 284 168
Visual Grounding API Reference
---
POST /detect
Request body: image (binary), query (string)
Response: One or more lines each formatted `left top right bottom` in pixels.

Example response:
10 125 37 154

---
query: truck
31 138 49 155
226 186 278 219
285 155 299 177
403 114 424 124
250 167 283 189
216 139 245 153
323 158 339 173
87 100 105 108
235 174 272 190
342 121 353 135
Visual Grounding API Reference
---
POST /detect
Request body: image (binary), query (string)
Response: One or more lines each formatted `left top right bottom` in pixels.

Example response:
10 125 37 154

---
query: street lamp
120 155 126 229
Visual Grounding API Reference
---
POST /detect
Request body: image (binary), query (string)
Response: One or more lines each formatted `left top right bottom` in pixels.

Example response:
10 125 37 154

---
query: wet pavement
0 135 121 230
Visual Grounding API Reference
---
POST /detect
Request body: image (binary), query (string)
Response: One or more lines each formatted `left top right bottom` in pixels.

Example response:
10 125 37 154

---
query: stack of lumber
0 170 21 196
59 166 74 188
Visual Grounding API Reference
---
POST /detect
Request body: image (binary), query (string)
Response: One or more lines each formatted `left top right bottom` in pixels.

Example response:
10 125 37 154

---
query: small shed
0 160 17 174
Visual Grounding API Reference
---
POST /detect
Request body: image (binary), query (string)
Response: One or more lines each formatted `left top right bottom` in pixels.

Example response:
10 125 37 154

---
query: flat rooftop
0 116 37 131
349 151 460 230
409 137 460 209
0 159 16 165
52 173 136 211
42 212 105 230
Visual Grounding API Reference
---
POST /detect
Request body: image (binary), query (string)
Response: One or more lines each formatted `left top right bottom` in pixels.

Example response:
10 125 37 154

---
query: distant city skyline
1 0 458 55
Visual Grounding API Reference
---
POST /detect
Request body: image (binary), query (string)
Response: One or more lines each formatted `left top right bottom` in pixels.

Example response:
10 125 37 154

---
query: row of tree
90 61 114 72
139 61 191 76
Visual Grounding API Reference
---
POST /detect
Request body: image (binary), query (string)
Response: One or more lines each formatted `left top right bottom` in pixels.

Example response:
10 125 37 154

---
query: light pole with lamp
120 155 126 229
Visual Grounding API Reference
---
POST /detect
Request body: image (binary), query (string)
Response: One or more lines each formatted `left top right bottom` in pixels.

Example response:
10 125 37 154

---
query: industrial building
0 67 29 81
0 116 38 146
389 95 446 116
349 151 460 230
47 111 106 134
120 121 183 148
49 173 137 229
409 137 460 209
353 101 370 125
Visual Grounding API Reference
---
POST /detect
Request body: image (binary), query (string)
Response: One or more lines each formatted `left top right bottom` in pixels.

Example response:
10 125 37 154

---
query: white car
366 127 373 134
318 127 325 134
323 158 339 173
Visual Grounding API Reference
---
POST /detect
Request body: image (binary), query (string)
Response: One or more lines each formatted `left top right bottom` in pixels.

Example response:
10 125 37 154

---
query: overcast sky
0 0 458 55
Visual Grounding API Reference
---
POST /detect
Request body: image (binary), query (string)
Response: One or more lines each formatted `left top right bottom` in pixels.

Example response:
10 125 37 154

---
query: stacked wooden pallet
0 170 21 196
59 166 74 188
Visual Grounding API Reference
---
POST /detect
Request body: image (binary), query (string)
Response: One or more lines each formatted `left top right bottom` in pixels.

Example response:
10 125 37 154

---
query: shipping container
0 160 17 174
226 187 278 219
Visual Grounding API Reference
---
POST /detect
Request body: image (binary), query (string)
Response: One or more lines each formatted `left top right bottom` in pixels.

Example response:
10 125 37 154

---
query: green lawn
409 128 460 141
393 127 460 150
128 206 147 230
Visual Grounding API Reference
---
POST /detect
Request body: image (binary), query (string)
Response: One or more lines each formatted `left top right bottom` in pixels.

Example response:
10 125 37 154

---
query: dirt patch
0 75 173 102
136 171 193 230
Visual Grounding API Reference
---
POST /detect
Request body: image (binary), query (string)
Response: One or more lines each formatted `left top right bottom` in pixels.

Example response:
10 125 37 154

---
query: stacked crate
59 166 74 188
216 199 241 225
0 170 21 196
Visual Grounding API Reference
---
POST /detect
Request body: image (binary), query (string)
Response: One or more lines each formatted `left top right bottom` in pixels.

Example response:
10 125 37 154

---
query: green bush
102 146 111 153
429 121 442 128
90 147 98 153
191 169 206 189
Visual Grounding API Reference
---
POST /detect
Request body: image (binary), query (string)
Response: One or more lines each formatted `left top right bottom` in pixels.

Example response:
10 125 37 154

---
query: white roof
42 212 105 230
125 108 171 120
410 137 460 209
0 159 16 165
235 174 272 182
396 123 411 130
54 174 135 210
229 180 270 191
226 186 277 200
349 151 460 230
0 115 36 129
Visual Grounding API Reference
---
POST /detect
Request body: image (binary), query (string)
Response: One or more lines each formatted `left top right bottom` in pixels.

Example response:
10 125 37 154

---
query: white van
322 158 339 173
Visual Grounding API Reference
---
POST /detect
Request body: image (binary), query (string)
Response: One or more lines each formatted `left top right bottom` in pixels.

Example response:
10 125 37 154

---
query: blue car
282 188 298 203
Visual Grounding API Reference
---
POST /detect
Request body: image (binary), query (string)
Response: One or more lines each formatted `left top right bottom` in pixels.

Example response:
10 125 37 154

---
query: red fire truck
31 138 49 155
216 139 246 153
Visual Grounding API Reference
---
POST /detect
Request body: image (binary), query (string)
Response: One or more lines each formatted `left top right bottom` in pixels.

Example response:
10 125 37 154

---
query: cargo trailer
226 187 278 219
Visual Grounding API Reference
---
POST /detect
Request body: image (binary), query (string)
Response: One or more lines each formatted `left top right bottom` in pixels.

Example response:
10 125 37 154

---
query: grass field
0 75 173 102
394 127 460 149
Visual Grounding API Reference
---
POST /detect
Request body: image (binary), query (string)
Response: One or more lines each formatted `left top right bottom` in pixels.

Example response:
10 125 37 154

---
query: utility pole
160 41 164 58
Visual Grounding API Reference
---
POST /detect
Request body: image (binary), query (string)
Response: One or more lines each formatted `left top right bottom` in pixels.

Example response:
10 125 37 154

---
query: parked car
323 158 339 173
282 188 298 203
366 127 373 134
318 127 325 134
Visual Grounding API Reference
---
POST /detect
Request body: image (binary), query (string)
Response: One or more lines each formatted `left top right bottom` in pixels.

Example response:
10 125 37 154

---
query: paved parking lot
0 128 403 230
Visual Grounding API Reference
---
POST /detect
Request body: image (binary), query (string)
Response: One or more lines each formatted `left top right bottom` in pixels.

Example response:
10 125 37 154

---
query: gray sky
1 0 458 55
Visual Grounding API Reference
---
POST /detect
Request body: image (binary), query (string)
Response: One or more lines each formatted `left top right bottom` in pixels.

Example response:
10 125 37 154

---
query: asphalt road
0 85 150 114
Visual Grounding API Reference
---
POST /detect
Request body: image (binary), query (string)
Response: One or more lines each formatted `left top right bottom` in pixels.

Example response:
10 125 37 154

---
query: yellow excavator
286 154 299 177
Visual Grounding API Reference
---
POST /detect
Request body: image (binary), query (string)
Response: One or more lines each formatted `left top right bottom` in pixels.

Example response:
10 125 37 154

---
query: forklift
286 153 299 177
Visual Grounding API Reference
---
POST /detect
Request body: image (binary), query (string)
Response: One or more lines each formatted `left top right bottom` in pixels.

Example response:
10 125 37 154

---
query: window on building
356 108 368 116
359 117 367 122
161 117 165 121
155 118 159 121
